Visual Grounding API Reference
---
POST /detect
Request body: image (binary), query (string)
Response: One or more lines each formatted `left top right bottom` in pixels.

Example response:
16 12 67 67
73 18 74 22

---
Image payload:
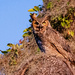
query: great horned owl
30 13 75 62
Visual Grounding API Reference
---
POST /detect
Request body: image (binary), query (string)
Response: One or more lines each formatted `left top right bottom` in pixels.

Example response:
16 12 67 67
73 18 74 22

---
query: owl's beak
36 25 43 31
40 25 43 28
39 25 43 30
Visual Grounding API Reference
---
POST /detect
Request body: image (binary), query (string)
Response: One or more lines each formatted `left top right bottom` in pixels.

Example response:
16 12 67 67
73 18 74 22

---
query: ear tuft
30 13 37 20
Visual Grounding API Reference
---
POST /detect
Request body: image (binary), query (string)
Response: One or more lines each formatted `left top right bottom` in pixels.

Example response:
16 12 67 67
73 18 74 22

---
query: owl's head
30 13 51 33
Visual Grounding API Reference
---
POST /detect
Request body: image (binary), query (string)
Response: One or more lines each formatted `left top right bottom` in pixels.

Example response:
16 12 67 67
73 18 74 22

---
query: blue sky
0 0 43 53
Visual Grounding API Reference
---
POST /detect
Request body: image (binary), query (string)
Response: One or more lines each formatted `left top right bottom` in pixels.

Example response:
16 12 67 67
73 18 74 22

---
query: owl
30 13 75 62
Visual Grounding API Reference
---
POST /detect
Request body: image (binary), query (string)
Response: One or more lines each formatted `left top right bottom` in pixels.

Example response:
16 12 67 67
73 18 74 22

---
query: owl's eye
35 22 39 25
42 21 46 25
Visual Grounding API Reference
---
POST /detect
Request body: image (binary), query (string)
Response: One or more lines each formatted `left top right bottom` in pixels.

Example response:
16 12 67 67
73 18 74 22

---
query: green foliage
22 32 30 37
67 1 70 5
0 40 24 55
47 2 53 9
51 13 73 30
9 56 17 65
28 8 35 12
37 48 40 52
7 48 11 52
68 8 74 13
28 5 42 12
22 27 32 37
35 48 41 54
23 27 31 32
14 49 18 56
29 19 32 23
7 43 14 47
68 30 74 37
64 30 74 39
51 7 75 38
57 8 74 29
0 48 11 54
19 44 23 49
58 16 73 28
0 50 8 54
34 6 40 11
